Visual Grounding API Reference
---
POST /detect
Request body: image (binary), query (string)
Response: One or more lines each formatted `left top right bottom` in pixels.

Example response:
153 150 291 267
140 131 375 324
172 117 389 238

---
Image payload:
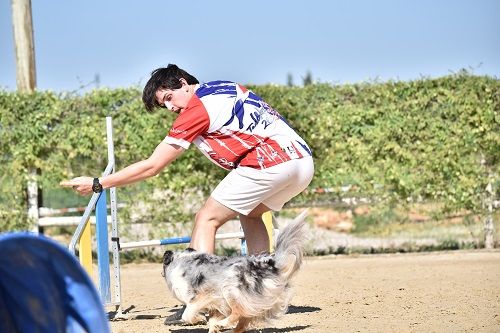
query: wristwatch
92 178 103 193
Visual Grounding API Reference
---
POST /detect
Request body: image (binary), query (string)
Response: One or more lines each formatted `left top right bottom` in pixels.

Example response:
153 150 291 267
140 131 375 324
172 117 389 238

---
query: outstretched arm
60 142 184 195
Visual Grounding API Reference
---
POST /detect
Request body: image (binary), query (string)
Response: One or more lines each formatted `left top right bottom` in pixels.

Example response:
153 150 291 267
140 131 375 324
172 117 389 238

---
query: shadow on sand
286 304 321 314
168 304 318 333
110 303 319 332
169 326 310 333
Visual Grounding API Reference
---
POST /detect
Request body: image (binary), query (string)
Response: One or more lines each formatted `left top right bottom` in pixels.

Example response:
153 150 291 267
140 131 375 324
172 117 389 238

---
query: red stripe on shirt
167 95 210 144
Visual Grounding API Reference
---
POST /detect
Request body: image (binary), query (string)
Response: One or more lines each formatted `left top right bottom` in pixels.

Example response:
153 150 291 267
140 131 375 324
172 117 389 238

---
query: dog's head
161 248 197 279
162 248 196 267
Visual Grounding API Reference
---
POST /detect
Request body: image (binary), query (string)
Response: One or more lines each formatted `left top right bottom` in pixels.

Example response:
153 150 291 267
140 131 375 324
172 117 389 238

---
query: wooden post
484 182 495 249
11 0 36 91
481 154 495 249
11 0 38 231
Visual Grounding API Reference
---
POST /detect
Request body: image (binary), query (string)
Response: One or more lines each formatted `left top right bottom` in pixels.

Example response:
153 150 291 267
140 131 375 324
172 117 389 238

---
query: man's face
155 79 192 114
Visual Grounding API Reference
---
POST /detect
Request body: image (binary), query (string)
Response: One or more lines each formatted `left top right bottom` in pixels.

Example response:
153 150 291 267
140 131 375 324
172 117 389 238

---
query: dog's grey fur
162 210 308 333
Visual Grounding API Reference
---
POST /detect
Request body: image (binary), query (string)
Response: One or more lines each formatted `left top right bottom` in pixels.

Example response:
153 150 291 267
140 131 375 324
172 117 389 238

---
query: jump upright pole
69 117 122 314
78 218 93 277
95 190 110 303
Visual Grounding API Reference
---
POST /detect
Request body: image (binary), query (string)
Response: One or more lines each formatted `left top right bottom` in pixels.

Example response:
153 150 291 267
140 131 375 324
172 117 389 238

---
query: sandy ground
109 250 500 333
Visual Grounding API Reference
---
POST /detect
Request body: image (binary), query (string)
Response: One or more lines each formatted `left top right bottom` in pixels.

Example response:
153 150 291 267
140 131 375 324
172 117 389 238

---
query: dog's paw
208 324 223 333
182 312 206 325
208 319 223 333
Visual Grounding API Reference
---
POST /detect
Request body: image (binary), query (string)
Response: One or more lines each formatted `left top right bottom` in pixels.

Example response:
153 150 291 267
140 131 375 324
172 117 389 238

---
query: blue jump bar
159 236 192 245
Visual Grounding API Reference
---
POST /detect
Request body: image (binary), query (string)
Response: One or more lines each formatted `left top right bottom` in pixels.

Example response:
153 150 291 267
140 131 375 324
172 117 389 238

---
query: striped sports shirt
164 80 312 170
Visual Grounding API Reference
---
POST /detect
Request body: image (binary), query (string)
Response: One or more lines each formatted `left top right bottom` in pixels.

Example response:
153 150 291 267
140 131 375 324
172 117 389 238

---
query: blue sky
1 0 499 92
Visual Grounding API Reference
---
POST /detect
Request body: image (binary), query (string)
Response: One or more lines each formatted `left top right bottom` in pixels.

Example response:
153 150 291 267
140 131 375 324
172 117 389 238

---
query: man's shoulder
195 80 238 99
200 80 237 88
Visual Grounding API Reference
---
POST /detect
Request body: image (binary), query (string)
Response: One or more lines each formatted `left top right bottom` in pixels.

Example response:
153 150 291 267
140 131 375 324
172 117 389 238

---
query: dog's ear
162 250 174 266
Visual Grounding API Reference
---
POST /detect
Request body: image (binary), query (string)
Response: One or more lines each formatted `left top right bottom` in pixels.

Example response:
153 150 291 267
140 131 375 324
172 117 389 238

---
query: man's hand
60 176 94 196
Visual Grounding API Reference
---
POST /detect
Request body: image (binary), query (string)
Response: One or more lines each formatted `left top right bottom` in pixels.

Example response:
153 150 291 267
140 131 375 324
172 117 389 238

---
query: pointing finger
60 180 76 187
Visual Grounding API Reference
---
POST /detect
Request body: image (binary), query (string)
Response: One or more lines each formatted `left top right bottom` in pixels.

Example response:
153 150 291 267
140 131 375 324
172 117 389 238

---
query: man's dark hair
142 64 199 112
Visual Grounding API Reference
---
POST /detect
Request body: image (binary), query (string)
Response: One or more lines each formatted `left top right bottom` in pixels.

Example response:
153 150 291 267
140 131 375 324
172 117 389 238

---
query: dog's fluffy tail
273 209 308 281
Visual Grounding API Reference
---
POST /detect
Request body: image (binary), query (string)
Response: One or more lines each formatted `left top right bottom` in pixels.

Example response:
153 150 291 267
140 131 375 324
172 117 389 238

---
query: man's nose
164 100 173 110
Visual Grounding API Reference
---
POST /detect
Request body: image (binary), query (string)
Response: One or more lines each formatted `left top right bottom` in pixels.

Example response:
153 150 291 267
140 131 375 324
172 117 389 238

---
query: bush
0 72 498 232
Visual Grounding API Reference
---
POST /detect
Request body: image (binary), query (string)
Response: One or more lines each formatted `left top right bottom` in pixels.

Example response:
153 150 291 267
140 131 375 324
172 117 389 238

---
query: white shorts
211 156 314 215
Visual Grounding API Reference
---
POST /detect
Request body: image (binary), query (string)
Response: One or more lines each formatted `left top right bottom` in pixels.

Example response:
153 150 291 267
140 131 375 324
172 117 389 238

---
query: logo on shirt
246 101 278 132
208 151 236 169
170 128 188 135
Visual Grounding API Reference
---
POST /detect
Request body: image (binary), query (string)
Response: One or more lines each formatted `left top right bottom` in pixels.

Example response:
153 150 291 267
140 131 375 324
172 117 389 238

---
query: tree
302 70 313 86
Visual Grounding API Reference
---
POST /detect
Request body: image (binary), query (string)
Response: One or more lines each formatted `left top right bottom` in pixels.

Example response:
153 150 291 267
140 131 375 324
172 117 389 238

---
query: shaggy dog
162 211 308 333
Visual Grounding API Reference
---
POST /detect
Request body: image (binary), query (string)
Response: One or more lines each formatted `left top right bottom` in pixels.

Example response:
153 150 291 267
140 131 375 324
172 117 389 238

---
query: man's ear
179 78 188 88
163 250 174 266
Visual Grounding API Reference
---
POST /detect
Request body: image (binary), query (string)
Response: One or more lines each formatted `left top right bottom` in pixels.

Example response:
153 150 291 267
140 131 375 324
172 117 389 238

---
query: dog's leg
208 310 225 333
210 313 241 331
181 302 206 325
232 317 250 333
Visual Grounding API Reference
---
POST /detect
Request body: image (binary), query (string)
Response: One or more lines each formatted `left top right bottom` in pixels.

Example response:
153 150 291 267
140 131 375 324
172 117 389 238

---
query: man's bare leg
239 204 272 255
189 197 237 254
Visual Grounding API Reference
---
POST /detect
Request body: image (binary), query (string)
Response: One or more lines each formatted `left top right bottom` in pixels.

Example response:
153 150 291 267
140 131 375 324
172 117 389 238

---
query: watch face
93 178 103 193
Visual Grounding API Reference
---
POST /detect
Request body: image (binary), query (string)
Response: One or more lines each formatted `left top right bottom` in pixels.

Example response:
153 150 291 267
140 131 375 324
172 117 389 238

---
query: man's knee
246 203 271 218
195 207 225 229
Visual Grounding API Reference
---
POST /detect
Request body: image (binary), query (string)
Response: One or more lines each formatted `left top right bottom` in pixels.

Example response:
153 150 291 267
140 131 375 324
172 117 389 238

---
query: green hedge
0 72 498 231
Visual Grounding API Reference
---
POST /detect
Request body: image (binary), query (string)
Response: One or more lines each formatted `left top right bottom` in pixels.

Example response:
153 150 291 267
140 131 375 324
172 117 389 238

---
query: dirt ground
109 250 500 333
